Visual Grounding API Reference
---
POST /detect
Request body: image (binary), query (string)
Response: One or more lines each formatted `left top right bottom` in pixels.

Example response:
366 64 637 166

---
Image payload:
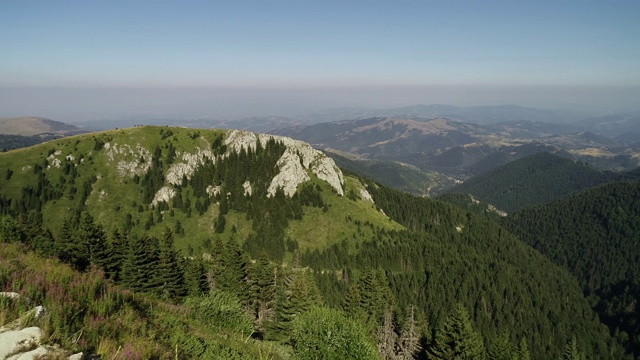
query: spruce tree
488 331 513 360
428 304 486 360
516 337 530 360
184 258 210 296
104 229 128 280
56 215 88 270
248 253 277 334
397 305 422 360
156 228 187 301
78 212 109 270
120 234 159 293
377 307 399 360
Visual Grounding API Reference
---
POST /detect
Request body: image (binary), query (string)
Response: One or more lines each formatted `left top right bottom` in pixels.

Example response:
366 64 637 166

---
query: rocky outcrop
104 142 152 177
225 130 344 197
359 187 374 203
267 150 310 197
0 296 79 360
151 186 176 206
207 185 221 197
165 147 216 186
243 181 253 196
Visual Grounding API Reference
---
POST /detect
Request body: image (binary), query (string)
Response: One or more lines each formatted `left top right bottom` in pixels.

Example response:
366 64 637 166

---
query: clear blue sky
1 0 639 119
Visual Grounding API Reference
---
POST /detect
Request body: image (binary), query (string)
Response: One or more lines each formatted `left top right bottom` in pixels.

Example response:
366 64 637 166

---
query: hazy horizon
2 85 640 123
2 1 639 122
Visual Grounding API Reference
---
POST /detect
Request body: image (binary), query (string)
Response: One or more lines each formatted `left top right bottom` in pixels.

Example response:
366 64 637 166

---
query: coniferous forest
0 126 636 359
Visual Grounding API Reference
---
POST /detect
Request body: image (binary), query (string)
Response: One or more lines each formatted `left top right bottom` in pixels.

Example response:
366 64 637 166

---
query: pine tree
398 305 422 360
377 307 399 360
428 304 486 360
120 234 159 293
516 337 530 360
184 258 210 296
104 229 128 280
488 331 513 360
78 212 109 270
155 228 187 301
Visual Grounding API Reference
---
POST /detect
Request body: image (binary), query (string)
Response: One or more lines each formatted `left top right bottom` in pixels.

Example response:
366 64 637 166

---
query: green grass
286 176 403 251
0 126 404 261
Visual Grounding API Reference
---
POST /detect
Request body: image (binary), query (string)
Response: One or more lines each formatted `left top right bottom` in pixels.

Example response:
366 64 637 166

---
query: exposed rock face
151 186 176 206
104 142 152 177
0 304 79 360
207 185 221 197
243 181 253 196
225 130 344 197
268 150 310 197
359 187 374 203
0 327 44 359
165 147 216 186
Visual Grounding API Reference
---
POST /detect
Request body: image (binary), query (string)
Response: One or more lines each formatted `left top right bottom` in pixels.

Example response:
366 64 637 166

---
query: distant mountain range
0 117 87 151
275 116 640 193
0 116 85 137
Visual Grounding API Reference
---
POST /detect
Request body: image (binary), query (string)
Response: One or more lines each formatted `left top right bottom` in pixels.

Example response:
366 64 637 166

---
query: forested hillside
443 152 639 213
504 181 640 357
0 126 631 359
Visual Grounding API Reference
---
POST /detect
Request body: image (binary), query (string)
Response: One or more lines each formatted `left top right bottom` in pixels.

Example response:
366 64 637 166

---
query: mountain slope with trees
504 181 640 357
0 126 631 359
443 152 640 213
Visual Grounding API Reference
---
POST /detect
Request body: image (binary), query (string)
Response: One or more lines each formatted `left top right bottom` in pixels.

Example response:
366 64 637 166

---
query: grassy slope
0 126 402 257
0 242 291 359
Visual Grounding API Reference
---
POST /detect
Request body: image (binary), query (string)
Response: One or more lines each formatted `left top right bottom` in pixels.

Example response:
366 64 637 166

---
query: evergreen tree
398 305 422 360
377 307 399 360
184 258 210 296
488 331 513 360
247 253 277 334
56 215 88 270
156 228 187 301
562 337 586 360
516 337 530 360
428 304 486 360
215 237 248 300
104 228 128 280
78 212 109 269
120 234 160 293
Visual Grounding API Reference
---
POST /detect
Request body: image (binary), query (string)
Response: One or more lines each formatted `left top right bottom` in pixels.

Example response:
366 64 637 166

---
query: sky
1 0 640 121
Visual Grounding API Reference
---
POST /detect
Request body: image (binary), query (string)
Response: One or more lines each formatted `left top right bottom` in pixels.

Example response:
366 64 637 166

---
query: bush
292 306 380 360
184 291 254 336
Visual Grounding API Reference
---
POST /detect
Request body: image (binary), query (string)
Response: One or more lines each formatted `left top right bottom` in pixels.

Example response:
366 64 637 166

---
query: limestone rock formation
225 130 344 197
104 142 152 177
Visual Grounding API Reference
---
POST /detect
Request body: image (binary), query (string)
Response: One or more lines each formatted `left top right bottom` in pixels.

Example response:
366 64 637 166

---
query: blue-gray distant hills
275 113 640 195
